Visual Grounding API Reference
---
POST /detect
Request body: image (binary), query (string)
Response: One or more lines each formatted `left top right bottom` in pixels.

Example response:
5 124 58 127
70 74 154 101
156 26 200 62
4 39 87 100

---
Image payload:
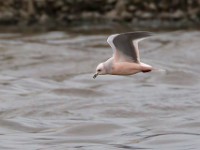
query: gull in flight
93 31 160 79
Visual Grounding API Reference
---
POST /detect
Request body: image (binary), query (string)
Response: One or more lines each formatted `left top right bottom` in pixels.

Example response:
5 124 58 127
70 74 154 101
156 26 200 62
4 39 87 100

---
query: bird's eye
97 69 101 72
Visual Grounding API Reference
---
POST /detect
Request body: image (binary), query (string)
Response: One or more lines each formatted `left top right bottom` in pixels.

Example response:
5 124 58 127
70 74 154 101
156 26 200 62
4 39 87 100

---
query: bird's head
93 63 106 79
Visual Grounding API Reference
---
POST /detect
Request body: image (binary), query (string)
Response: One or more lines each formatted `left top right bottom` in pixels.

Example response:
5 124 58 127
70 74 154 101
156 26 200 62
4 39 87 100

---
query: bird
93 31 160 79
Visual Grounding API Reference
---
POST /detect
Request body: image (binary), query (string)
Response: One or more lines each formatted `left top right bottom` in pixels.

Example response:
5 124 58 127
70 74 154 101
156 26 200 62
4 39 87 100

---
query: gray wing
111 31 153 63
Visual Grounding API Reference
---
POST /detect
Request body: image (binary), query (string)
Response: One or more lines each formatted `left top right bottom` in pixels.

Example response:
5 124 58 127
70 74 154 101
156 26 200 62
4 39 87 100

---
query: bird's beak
93 73 98 79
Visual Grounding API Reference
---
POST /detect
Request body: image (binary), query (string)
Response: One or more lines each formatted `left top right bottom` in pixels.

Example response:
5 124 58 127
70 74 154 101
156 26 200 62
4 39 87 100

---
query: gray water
0 30 200 150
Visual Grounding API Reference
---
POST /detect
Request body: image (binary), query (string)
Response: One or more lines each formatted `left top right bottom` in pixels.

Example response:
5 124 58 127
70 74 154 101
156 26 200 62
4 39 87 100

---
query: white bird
93 31 160 79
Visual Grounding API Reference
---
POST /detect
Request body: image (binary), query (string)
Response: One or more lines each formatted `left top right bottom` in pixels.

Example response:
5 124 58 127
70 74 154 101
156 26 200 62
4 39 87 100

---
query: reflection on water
0 30 200 149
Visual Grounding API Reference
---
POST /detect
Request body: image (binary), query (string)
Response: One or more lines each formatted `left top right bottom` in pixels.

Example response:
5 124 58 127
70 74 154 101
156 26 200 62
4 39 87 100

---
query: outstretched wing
107 31 153 63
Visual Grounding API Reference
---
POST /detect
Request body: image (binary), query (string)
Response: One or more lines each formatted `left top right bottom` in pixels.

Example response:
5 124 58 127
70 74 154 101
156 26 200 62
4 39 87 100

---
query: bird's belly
111 62 142 75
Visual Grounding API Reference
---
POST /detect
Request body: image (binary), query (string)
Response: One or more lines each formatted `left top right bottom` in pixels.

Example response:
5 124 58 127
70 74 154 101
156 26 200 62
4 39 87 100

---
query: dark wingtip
120 31 154 37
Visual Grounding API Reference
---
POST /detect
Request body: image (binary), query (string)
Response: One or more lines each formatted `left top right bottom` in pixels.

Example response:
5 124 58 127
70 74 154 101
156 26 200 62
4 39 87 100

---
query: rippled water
0 29 200 150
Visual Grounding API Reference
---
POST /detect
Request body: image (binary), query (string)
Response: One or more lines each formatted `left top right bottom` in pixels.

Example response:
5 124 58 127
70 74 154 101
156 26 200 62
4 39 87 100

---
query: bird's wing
107 31 153 63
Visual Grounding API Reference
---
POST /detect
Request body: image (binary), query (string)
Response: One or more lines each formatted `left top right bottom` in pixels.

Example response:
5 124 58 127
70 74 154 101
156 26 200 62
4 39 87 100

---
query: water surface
0 30 200 149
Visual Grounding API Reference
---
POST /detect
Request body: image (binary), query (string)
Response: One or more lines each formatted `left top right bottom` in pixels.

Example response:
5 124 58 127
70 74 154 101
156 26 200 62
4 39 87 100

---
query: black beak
93 73 98 79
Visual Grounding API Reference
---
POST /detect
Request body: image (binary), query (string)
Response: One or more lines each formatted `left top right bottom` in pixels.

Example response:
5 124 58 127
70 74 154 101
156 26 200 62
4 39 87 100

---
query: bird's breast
111 62 142 75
